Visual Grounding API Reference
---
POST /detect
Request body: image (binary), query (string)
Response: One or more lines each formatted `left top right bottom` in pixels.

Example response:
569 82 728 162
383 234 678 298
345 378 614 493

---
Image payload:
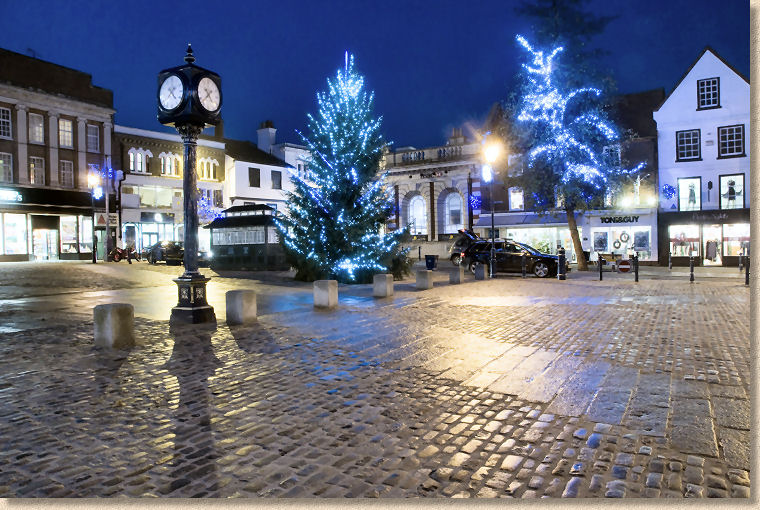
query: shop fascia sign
600 215 639 224
0 188 23 203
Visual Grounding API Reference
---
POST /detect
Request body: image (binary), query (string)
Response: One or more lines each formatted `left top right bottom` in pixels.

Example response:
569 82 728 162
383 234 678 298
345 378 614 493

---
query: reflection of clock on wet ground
157 45 222 127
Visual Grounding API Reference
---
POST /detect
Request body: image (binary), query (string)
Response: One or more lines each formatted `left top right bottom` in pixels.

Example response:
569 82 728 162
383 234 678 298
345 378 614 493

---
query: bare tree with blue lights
277 54 408 283
510 35 642 271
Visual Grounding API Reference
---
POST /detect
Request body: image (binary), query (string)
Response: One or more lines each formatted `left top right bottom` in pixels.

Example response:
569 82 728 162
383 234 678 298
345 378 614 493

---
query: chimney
257 120 276 154
214 118 224 139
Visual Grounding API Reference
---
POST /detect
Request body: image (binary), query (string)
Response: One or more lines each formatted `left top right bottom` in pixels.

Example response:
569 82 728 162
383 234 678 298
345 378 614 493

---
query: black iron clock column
157 45 222 325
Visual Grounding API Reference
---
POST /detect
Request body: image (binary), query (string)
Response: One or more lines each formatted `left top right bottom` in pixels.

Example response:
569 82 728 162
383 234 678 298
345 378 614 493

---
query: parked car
459 239 506 272
467 240 570 278
146 241 184 265
448 229 481 266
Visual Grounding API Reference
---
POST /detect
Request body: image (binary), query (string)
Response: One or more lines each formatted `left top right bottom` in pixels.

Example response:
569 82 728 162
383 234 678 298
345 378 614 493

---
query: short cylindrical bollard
599 255 603 281
450 265 465 284
668 251 672 270
93 303 135 349
557 247 566 281
739 254 744 272
521 253 526 278
418 246 422 261
745 247 750 286
689 256 694 283
634 254 639 283
226 290 257 325
474 263 486 281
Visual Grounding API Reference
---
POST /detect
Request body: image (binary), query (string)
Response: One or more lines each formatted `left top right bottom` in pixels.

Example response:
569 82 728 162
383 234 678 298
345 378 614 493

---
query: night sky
0 0 750 149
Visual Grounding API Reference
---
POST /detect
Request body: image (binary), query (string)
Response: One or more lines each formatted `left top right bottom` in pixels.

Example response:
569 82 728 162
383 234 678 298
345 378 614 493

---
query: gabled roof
223 138 291 168
654 46 750 112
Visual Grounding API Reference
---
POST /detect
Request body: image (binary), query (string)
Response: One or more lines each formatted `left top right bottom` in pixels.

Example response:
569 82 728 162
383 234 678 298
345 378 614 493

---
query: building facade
382 129 482 258
0 48 114 262
653 48 750 267
112 125 226 253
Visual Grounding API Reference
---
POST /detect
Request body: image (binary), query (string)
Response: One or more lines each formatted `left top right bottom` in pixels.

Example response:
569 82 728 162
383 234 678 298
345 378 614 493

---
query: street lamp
88 171 102 264
481 134 501 278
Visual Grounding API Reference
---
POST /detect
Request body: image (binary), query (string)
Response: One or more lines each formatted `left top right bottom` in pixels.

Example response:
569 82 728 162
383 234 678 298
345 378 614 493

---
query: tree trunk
566 208 588 271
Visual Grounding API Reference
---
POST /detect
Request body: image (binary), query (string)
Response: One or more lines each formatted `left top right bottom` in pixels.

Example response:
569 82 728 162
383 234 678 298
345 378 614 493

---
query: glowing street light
481 134 502 278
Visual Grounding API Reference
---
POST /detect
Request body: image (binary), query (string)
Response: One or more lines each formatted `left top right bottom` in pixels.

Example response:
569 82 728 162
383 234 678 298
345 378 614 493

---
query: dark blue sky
0 1 750 148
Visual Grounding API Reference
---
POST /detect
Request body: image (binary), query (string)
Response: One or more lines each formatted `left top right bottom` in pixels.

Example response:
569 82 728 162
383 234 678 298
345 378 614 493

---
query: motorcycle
109 246 140 262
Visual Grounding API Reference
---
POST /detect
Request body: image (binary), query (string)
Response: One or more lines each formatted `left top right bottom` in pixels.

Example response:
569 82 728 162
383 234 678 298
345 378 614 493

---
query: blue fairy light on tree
276 53 409 283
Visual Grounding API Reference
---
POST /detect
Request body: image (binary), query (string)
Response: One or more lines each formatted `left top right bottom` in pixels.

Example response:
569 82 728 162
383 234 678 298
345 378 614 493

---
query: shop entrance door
32 229 59 261
142 232 158 251
703 224 722 266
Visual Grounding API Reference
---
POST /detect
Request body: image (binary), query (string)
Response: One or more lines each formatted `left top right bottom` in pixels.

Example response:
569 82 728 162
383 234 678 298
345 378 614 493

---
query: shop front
658 208 750 267
585 210 658 264
0 186 94 262
120 210 177 253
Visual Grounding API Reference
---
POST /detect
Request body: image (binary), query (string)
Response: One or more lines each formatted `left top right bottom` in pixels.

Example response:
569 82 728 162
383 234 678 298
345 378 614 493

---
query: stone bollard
226 290 257 325
416 269 434 290
450 265 465 284
373 273 394 297
314 280 338 308
93 303 135 349
474 263 486 280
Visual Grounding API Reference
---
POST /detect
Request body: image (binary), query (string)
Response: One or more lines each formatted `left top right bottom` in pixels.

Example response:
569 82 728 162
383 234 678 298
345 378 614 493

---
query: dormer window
697 77 720 109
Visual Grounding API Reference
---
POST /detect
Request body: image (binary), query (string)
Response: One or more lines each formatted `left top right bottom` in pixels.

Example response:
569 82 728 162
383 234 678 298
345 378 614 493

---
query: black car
467 240 570 278
448 229 481 266
146 241 184 265
459 239 506 272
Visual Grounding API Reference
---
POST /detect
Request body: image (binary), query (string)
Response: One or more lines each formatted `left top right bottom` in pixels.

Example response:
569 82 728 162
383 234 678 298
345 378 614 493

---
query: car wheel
451 254 461 266
468 261 477 275
533 261 550 278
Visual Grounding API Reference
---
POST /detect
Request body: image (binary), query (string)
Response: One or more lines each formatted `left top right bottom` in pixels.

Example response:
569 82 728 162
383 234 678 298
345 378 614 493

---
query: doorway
702 224 722 266
32 229 59 261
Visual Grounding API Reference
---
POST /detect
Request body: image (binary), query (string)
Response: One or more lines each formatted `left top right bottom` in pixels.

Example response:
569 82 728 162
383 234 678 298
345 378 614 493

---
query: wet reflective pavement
0 261 752 498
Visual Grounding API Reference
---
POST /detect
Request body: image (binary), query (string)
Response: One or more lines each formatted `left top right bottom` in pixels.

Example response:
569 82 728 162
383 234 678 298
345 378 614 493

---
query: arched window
444 193 463 233
409 195 427 235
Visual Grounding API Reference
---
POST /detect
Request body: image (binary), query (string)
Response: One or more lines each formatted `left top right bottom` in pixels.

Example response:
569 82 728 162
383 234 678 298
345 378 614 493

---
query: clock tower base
169 276 217 325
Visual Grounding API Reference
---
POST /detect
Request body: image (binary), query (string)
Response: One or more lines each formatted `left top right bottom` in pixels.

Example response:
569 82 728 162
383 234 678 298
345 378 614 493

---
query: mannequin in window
688 183 696 209
723 179 742 208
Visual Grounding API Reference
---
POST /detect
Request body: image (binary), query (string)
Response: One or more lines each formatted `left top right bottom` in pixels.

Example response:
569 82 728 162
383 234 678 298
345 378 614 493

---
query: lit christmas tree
511 35 642 270
277 53 408 283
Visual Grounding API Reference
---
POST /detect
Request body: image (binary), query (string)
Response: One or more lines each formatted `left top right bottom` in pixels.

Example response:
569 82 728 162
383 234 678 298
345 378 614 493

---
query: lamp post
88 171 102 264
481 134 500 279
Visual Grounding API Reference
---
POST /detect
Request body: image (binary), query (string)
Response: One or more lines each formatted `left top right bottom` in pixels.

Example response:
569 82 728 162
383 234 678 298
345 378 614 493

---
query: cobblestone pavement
0 262 754 498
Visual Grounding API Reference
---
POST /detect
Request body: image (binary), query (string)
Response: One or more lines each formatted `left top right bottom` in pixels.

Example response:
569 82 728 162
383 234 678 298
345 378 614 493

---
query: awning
474 211 580 228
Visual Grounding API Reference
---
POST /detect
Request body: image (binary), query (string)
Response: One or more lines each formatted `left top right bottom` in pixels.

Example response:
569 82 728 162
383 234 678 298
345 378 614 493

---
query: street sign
617 260 631 273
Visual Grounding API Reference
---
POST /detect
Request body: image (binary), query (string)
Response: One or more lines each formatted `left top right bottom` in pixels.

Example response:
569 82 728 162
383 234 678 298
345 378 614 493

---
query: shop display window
669 224 700 257
60 216 78 253
3 213 27 254
720 174 744 210
722 223 750 256
78 216 93 253
593 231 608 252
677 177 701 211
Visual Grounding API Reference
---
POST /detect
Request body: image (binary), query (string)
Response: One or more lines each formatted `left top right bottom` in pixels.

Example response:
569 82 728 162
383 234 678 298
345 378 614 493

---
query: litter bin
425 255 439 270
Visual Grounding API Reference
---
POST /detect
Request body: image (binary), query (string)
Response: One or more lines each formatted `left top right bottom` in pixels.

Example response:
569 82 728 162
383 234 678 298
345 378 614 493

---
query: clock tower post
157 45 222 325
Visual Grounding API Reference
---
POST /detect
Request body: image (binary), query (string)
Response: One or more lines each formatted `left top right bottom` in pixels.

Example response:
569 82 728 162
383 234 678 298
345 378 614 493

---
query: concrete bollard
416 269 434 290
450 265 465 284
93 303 135 349
314 280 338 308
226 290 257 325
373 273 394 297
474 263 486 280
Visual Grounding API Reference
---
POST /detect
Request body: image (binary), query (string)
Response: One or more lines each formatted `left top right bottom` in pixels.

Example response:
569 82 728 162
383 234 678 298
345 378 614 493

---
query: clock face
198 77 220 112
159 74 184 111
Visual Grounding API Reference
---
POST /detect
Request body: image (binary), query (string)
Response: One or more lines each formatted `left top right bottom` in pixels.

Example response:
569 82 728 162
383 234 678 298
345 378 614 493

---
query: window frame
58 118 73 148
0 152 12 183
696 77 720 110
248 167 260 187
86 124 99 153
677 176 702 212
444 192 463 233
675 129 701 162
28 113 44 144
271 170 282 190
59 160 74 188
719 173 745 210
0 107 12 139
717 124 745 159
408 195 427 235
29 156 45 185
